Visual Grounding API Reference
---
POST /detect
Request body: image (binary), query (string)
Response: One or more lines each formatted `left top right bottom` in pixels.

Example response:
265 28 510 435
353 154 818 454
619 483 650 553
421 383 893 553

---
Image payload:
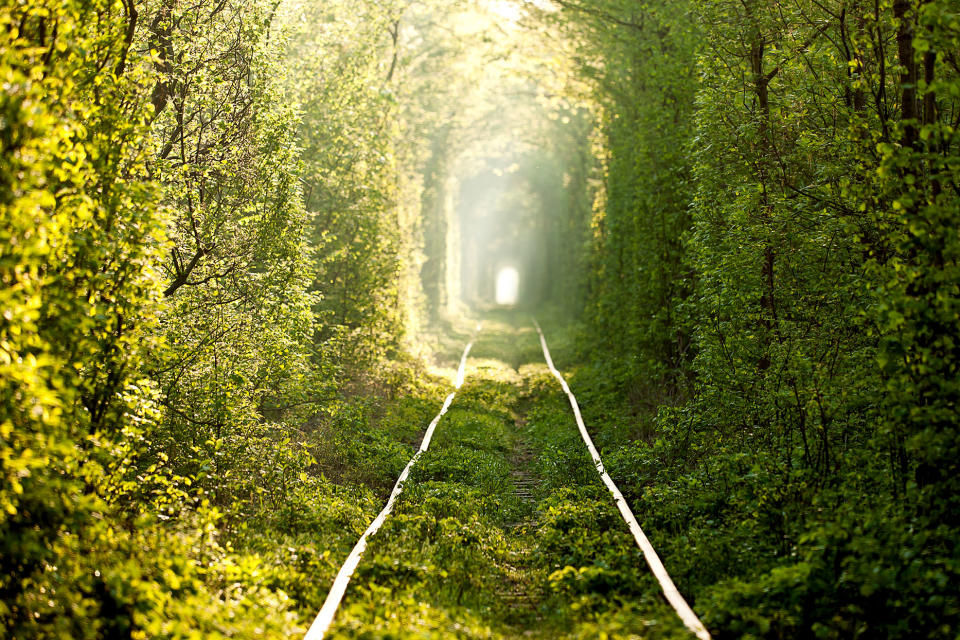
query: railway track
304 319 710 639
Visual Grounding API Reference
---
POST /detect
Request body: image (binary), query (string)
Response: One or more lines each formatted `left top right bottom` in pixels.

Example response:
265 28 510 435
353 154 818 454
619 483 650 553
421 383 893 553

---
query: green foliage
283 0 414 365
4 0 958 635
1 0 162 628
0 0 304 634
549 0 700 393
557 0 960 635
144 0 318 489
1 0 439 634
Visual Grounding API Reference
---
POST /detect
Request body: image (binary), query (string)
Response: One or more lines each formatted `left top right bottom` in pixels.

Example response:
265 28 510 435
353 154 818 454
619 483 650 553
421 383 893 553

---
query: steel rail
303 333 477 639
533 319 711 640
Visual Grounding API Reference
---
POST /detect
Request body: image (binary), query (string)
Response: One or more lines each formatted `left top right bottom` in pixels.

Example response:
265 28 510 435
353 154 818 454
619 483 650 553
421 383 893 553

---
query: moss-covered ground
318 312 693 639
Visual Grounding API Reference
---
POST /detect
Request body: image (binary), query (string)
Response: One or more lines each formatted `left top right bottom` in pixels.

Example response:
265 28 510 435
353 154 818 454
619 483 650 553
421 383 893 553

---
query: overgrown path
322 314 696 639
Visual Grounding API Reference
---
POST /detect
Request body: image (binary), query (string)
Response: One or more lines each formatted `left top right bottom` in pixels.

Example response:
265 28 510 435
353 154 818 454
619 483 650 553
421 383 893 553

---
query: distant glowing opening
495 267 519 306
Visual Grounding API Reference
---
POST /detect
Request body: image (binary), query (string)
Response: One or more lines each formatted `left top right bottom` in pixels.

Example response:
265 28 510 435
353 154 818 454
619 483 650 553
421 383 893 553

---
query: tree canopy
1 0 958 636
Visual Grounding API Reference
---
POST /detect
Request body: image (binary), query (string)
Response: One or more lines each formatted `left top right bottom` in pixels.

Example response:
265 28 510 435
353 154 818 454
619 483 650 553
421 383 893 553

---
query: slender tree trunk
894 0 918 149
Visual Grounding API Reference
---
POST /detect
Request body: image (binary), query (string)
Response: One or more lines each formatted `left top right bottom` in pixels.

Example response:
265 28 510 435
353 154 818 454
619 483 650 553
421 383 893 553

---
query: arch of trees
2 0 958 636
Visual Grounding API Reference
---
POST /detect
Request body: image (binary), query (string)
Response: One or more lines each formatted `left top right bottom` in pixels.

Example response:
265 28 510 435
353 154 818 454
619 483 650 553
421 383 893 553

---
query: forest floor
322 311 693 639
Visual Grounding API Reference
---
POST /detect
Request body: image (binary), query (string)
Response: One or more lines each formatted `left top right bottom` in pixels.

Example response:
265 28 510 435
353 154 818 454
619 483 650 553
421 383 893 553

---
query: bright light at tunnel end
496 267 520 306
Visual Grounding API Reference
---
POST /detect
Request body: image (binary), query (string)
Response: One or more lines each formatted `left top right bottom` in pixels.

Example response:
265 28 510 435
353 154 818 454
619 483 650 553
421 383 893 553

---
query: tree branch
551 0 644 31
